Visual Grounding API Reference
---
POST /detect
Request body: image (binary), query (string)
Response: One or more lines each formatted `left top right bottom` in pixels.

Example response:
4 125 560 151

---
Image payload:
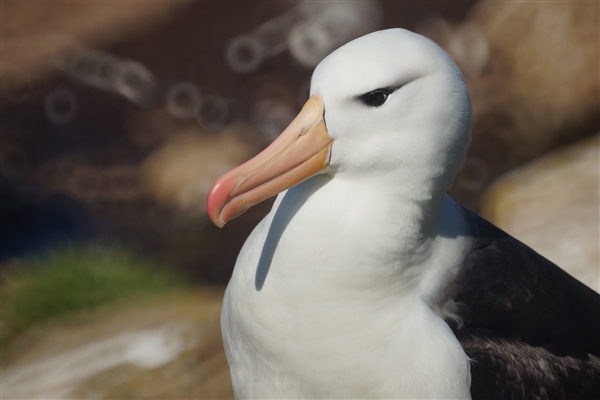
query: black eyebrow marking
364 86 399 96
356 85 401 103
355 75 423 104
377 85 402 94
356 86 400 107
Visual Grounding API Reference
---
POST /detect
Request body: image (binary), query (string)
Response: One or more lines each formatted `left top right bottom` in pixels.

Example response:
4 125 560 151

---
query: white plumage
219 29 474 399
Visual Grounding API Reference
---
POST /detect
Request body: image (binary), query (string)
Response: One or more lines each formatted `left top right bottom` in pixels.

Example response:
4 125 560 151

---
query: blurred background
1 1 598 398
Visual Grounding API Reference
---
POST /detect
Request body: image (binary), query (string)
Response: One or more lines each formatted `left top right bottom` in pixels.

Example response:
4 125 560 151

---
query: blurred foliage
1 243 185 345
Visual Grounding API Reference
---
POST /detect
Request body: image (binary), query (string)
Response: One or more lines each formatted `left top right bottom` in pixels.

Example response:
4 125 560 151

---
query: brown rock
1 1 191 92
2 288 234 399
481 134 599 293
426 1 600 210
141 124 255 216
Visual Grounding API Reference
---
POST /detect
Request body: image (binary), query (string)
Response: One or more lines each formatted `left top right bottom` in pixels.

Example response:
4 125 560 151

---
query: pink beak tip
207 179 227 228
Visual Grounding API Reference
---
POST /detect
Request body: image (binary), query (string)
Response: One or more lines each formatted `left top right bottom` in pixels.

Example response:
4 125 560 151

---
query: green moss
1 243 185 344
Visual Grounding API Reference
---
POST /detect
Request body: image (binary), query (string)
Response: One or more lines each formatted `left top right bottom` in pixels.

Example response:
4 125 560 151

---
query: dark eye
362 90 390 107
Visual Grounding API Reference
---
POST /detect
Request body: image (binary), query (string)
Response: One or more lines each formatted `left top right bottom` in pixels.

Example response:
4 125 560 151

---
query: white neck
263 173 465 295
222 174 472 398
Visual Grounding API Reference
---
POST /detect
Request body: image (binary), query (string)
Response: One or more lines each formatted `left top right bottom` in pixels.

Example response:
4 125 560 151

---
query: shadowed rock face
2 289 234 399
1 1 190 91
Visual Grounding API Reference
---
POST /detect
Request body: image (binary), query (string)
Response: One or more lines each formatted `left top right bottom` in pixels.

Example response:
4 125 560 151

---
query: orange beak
207 95 333 227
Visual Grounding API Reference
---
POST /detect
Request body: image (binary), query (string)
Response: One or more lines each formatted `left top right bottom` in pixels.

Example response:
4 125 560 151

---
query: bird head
208 29 471 227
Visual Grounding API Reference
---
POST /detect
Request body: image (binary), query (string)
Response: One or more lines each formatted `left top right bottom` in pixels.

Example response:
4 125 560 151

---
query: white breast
221 176 472 399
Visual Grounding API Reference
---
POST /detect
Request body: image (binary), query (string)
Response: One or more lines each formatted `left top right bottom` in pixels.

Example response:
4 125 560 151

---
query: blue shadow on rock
0 188 98 262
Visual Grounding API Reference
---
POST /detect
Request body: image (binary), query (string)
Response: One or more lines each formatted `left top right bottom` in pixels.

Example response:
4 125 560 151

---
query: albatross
207 29 600 399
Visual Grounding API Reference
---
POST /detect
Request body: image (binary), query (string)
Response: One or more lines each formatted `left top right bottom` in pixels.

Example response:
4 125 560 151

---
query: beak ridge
207 95 332 227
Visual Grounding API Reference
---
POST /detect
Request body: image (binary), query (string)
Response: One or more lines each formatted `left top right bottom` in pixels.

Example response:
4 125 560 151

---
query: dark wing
447 206 600 400
454 329 600 400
